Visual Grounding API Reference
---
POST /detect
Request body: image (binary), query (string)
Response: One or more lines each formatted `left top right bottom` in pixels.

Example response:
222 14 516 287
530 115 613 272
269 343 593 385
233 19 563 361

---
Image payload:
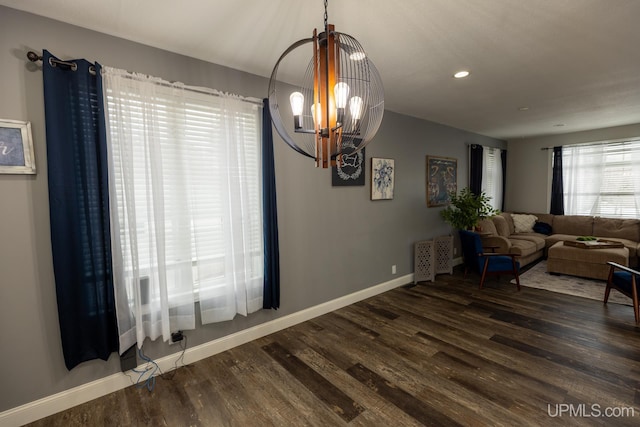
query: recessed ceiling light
453 70 470 79
518 107 529 111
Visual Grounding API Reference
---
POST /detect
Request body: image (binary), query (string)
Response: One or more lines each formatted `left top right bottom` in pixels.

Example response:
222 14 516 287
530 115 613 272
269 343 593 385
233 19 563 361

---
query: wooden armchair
605 262 640 323
459 230 521 290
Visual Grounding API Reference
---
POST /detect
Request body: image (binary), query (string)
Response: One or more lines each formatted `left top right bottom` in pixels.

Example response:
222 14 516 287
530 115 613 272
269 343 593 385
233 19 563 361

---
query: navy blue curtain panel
262 99 280 309
43 50 118 370
469 144 483 195
500 150 507 212
550 146 565 215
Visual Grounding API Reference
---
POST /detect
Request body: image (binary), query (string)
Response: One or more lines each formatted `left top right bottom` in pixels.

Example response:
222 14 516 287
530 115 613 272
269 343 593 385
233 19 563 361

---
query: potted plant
440 187 499 230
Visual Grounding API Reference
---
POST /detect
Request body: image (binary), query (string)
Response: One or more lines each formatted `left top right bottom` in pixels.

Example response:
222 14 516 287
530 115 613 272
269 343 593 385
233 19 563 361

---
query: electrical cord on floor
159 334 189 381
133 347 160 391
130 334 190 391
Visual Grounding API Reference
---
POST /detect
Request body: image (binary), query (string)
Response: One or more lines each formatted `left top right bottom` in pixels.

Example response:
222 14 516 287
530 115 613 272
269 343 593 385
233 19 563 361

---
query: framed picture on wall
0 119 36 174
332 142 365 186
426 155 456 207
371 157 394 200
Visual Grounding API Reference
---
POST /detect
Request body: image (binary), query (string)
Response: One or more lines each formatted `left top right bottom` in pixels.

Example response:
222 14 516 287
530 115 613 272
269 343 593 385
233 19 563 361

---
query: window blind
105 75 262 306
563 139 640 218
482 147 503 210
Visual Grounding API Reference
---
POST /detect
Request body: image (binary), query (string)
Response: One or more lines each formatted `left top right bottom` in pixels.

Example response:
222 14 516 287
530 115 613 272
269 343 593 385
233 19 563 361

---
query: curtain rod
27 50 96 75
113 70 264 107
26 51 263 107
540 136 640 151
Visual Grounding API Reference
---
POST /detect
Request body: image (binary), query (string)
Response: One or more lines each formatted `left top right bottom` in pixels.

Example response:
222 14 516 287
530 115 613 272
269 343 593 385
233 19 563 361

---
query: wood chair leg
603 285 612 304
604 265 614 304
512 258 521 291
479 258 489 289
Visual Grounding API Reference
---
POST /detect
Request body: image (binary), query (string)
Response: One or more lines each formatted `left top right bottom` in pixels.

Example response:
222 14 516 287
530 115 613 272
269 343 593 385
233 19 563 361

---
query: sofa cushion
593 217 640 242
492 215 511 237
552 215 594 236
508 239 538 257
477 218 498 235
510 234 546 251
501 213 516 235
512 214 538 233
595 238 638 258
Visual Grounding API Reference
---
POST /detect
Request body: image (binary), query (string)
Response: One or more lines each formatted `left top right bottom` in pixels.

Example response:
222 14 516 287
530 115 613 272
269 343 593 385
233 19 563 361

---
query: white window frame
562 138 640 219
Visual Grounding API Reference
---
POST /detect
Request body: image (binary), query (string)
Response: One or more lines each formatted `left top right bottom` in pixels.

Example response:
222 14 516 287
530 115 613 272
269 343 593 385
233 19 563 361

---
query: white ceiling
3 0 640 140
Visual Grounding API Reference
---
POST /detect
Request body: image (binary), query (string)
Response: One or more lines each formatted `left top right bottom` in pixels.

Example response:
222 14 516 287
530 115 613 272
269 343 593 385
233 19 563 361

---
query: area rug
511 260 631 306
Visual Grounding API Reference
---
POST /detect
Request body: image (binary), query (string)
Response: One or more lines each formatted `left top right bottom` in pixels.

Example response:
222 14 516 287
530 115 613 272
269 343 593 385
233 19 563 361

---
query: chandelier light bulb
349 96 363 120
334 82 350 109
289 92 304 116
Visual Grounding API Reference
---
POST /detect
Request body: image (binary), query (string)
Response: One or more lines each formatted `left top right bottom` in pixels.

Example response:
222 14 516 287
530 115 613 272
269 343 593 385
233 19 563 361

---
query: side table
414 235 453 283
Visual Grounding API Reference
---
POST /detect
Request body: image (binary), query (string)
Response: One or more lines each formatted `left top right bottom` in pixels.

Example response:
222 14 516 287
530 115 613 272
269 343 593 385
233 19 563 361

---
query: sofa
476 213 640 270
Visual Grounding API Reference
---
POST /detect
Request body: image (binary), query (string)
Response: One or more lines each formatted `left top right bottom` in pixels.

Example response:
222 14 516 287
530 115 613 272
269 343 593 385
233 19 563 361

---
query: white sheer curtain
102 67 264 351
632 145 640 214
564 141 640 218
481 147 503 210
563 144 605 216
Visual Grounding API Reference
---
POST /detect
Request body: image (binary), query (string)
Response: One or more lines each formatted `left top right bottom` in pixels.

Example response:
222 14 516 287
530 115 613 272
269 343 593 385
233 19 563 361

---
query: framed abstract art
371 157 394 200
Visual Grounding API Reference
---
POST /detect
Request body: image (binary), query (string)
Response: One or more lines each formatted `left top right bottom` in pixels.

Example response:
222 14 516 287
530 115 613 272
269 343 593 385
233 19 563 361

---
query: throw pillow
492 215 511 237
533 221 552 235
512 213 538 233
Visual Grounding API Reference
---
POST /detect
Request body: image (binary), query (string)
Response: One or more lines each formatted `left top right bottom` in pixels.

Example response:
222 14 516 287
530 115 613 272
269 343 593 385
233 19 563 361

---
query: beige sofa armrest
481 236 512 254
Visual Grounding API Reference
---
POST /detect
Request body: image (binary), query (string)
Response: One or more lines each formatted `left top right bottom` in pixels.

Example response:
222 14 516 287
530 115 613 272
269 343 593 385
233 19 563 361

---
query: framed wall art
371 157 394 200
332 142 365 186
0 119 36 174
426 155 456 207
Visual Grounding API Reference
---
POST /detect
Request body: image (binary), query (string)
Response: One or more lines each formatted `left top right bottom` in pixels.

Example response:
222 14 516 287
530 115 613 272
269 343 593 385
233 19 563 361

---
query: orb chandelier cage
268 0 384 168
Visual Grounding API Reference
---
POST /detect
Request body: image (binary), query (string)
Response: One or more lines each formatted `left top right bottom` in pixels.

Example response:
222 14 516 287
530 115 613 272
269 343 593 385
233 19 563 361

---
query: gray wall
505 123 640 213
0 6 504 412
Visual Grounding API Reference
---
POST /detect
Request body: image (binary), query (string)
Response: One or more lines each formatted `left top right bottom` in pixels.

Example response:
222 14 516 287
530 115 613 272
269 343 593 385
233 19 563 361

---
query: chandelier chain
324 0 328 31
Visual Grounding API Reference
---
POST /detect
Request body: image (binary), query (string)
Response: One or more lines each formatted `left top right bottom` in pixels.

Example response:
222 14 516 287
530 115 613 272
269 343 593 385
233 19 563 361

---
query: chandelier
268 0 384 168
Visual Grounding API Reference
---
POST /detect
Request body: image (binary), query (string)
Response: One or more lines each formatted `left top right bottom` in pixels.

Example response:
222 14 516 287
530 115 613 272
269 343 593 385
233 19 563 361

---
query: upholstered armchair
605 262 640 323
459 230 521 290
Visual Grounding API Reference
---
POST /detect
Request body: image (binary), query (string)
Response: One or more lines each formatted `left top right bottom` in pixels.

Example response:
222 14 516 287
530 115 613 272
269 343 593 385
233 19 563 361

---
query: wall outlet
391 265 397 274
453 247 457 255
170 331 184 344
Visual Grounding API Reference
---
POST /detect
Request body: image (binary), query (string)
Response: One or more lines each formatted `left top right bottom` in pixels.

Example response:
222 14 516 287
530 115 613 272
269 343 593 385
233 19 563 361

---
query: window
103 67 263 348
482 147 503 210
563 139 640 218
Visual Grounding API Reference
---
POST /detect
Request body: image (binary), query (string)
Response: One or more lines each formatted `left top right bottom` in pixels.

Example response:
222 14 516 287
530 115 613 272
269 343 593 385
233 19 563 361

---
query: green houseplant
440 187 499 230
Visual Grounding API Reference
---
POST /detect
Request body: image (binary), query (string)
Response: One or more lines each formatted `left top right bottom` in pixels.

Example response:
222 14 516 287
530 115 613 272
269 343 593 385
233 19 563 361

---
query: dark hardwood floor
27 267 640 426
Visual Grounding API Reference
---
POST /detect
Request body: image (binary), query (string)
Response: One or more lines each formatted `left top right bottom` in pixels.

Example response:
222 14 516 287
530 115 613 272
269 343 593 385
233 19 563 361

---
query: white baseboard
0 273 413 427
